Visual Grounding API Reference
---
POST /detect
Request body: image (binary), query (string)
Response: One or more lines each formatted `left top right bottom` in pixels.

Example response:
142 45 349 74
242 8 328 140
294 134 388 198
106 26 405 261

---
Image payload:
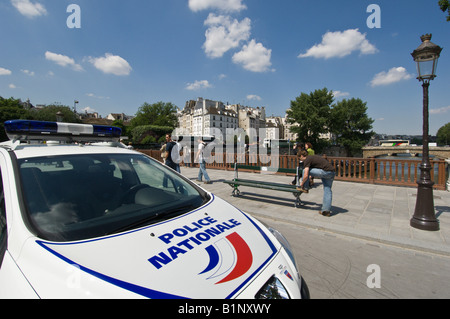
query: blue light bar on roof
4 120 122 142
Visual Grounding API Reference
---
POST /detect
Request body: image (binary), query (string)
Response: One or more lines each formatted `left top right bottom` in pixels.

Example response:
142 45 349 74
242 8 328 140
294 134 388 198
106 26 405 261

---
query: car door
0 168 6 267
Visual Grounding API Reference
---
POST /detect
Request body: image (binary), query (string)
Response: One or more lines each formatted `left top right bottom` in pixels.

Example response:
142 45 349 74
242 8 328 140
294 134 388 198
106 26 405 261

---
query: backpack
171 141 181 163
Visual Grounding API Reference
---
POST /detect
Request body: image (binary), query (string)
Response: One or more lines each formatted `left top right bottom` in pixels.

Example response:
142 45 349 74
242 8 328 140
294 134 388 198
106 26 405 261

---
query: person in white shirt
194 137 212 184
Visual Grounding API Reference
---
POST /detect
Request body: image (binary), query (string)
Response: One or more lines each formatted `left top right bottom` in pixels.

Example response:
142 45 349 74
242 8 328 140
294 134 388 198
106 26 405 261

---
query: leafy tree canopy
130 101 178 128
0 97 30 121
0 97 31 141
130 124 174 144
287 89 374 156
439 0 450 21
128 101 178 144
330 98 374 156
286 88 334 152
436 122 450 145
31 104 80 123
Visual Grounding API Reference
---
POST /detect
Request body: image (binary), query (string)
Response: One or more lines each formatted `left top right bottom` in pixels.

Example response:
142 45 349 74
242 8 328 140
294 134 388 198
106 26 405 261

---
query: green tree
129 125 173 144
0 97 31 120
329 98 374 157
286 88 334 152
436 122 450 145
0 97 32 141
30 104 80 123
130 101 178 128
111 119 127 138
439 0 450 21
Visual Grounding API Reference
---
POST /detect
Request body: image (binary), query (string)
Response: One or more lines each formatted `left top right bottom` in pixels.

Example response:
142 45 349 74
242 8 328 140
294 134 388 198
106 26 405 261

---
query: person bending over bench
296 150 335 217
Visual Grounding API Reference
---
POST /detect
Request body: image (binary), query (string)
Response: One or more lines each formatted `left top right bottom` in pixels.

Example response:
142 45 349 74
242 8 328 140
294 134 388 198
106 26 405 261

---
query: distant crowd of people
160 134 211 184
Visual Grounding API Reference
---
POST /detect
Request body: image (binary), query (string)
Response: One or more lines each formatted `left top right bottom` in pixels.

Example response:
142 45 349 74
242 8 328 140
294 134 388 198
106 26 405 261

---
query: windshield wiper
106 204 195 235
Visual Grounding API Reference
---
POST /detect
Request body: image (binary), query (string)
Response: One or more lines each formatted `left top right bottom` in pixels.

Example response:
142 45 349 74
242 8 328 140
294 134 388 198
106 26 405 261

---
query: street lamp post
56 111 63 123
410 34 443 231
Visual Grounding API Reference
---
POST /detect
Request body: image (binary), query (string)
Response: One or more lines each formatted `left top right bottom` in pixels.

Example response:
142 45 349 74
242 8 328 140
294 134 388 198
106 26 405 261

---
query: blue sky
0 0 449 135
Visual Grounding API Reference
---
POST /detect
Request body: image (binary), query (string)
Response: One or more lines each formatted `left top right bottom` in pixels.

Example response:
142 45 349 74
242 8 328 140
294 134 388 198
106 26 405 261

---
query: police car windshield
18 153 208 242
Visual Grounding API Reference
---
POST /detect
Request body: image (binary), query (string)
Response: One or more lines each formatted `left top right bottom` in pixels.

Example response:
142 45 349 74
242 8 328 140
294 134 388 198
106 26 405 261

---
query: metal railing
328 157 447 190
137 150 448 190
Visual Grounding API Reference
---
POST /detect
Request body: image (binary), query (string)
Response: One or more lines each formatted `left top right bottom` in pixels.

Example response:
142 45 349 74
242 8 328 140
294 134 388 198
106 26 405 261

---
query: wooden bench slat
222 163 303 207
223 179 300 193
234 164 297 174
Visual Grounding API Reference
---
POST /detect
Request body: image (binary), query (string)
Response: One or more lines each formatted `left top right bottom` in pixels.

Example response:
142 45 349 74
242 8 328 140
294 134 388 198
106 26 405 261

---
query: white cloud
0 67 12 76
86 93 110 100
370 67 412 87
186 80 212 91
332 90 350 99
197 4 273 73
430 105 450 115
11 0 47 18
203 14 251 58
232 39 274 72
9 84 17 89
189 0 247 12
82 106 97 113
247 94 262 101
45 51 83 71
88 53 132 76
21 69 35 76
298 29 378 59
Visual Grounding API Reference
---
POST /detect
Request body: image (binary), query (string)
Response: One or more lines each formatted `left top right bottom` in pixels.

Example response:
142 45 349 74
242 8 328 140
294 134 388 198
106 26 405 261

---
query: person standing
305 142 315 155
291 143 305 185
297 150 335 217
305 142 315 185
293 142 305 156
172 136 181 173
183 145 191 167
194 137 212 184
164 134 180 172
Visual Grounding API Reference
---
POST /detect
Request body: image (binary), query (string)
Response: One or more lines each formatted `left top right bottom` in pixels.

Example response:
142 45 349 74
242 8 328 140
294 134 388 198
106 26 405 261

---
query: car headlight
255 276 290 299
267 227 298 270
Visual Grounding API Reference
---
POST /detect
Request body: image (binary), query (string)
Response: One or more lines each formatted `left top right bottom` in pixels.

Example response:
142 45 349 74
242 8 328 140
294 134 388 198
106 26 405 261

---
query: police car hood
35 195 280 299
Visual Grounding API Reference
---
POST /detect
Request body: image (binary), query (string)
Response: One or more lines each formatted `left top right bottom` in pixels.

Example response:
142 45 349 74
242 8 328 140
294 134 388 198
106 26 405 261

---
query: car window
18 153 208 242
0 169 6 267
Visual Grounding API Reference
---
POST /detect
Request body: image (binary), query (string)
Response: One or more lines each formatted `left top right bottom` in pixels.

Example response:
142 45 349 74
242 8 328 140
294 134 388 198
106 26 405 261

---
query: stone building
177 98 267 141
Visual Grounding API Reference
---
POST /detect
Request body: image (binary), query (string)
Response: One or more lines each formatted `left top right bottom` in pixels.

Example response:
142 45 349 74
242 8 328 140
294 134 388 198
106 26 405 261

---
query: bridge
362 146 450 160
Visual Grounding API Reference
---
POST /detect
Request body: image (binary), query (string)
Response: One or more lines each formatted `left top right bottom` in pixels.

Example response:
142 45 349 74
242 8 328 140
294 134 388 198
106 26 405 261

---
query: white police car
0 120 309 299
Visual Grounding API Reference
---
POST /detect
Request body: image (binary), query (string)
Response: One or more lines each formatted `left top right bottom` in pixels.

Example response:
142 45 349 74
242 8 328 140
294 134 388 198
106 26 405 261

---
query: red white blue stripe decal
200 232 253 284
35 195 277 299
36 239 185 299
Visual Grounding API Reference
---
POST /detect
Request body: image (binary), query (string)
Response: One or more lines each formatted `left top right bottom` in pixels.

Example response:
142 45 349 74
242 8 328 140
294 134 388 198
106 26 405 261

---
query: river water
375 154 443 182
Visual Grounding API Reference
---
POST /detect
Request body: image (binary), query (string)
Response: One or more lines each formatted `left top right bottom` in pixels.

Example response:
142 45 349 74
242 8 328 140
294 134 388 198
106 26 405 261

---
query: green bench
223 163 303 208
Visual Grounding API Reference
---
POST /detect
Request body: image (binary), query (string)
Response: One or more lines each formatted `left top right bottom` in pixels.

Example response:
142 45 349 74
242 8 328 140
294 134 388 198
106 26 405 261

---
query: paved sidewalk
178 167 450 256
